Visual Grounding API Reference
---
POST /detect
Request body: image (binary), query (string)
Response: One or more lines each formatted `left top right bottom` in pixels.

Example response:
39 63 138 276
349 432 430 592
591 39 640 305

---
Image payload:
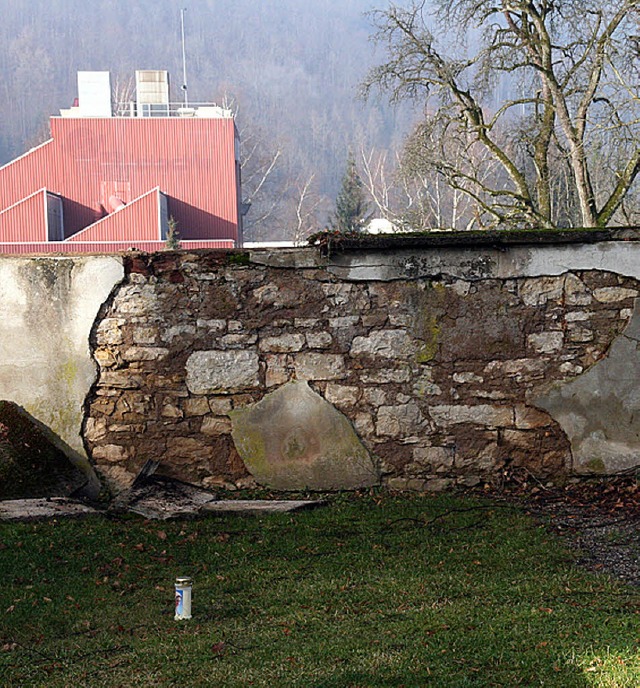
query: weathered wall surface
0 256 124 450
0 256 124 494
82 241 640 492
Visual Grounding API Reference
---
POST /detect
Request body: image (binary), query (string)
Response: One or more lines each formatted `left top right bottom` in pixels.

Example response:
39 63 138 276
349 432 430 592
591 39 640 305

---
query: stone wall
81 238 640 493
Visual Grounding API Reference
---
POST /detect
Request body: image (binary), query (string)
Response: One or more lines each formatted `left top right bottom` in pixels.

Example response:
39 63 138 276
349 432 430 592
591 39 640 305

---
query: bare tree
359 147 401 222
364 0 640 229
289 173 325 245
359 136 498 231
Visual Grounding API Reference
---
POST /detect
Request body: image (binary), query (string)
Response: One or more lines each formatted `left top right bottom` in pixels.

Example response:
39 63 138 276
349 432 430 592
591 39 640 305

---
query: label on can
175 578 192 620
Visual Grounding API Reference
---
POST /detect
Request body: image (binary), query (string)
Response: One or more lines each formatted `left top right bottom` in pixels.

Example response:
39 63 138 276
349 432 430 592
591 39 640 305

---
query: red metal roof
0 114 242 253
0 189 48 242
66 187 163 242
0 240 235 255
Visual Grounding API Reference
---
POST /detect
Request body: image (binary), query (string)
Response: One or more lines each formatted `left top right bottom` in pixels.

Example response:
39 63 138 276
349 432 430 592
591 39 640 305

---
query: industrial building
0 70 243 253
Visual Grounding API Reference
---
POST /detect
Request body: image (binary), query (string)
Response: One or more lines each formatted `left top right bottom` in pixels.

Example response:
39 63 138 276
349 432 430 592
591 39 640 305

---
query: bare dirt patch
485 476 640 586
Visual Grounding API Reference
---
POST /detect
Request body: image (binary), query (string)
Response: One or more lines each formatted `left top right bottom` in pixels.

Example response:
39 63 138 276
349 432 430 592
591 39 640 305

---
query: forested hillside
0 0 416 240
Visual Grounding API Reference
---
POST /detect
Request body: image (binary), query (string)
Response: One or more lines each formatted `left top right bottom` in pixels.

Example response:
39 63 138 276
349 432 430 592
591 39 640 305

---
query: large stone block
376 403 425 438
230 381 378 490
186 350 260 394
0 401 93 499
0 256 123 468
351 329 416 359
294 353 346 381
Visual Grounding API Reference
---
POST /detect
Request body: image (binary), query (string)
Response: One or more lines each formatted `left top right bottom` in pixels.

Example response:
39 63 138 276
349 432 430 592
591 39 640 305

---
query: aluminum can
175 576 192 620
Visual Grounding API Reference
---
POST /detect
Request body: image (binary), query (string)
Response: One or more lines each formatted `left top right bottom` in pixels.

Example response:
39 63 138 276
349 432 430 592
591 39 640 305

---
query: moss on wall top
307 226 640 255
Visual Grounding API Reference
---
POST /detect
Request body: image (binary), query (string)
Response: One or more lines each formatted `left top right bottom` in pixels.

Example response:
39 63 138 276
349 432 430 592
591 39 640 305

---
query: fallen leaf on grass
211 642 226 656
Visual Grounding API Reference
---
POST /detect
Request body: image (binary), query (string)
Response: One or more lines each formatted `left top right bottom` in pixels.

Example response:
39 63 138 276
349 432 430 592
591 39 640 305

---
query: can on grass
175 576 192 620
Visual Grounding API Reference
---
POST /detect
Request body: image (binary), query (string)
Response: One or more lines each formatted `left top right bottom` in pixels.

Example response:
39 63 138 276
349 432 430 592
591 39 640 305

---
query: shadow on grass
0 493 638 686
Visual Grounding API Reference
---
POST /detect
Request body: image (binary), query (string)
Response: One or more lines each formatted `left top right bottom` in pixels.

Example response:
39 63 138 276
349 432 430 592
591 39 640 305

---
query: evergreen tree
164 216 181 250
330 152 369 233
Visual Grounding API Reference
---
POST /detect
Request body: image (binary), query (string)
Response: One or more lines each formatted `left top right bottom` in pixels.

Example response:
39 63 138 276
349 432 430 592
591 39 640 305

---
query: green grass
1 492 639 687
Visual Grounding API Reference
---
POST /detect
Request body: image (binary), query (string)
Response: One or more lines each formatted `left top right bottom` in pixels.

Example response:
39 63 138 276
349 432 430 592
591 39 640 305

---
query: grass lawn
1 491 639 687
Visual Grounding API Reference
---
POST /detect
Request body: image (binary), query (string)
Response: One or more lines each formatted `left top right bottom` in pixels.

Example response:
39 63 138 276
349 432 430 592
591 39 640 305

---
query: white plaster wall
325 241 640 282
0 256 124 459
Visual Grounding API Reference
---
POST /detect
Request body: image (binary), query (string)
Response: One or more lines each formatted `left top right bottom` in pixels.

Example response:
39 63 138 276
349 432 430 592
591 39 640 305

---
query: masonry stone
161 403 183 419
362 387 387 407
351 329 416 359
429 405 514 428
376 403 425 438
183 397 211 416
208 397 234 415
96 318 126 346
201 416 233 435
294 353 346 381
123 346 170 362
329 316 360 328
361 367 412 384
568 326 594 342
324 383 361 407
353 412 375 437
230 381 378 490
453 372 483 384
132 327 158 345
92 444 129 463
259 334 306 352
412 446 454 470
196 319 226 332
186 350 260 394
514 404 552 429
221 333 258 348
564 274 592 305
305 331 333 349
519 276 564 306
424 478 454 492
527 331 564 353
593 287 637 303
564 311 590 322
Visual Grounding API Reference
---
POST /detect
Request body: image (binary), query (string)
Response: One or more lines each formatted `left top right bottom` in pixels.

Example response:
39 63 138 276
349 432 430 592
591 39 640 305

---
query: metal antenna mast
180 8 188 107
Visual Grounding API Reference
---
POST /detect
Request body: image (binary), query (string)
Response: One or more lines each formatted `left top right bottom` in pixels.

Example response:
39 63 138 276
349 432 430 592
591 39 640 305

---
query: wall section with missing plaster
1 236 639 495
83 240 640 493
534 296 640 474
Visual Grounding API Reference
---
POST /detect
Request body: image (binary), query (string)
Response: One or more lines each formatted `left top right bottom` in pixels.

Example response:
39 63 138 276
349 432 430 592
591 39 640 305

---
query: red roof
0 114 242 253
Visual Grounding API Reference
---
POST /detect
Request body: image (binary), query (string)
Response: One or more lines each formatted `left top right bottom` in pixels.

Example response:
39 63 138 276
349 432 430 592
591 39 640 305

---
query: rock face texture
230 381 377 490
81 245 640 493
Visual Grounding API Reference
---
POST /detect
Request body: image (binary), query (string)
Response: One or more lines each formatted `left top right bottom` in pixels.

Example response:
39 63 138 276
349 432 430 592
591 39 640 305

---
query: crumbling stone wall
85 248 639 492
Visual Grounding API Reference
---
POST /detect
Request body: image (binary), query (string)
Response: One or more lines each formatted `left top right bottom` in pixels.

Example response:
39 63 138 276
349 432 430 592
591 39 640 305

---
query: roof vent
135 70 170 117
